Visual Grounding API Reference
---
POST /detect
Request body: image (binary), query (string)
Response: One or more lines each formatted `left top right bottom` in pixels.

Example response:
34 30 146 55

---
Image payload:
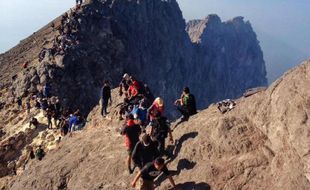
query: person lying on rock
131 157 176 190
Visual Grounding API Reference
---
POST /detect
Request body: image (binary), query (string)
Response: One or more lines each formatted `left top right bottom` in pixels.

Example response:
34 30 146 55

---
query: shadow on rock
175 182 211 190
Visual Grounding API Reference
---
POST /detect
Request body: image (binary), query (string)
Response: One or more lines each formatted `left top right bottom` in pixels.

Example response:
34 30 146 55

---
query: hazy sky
0 0 309 82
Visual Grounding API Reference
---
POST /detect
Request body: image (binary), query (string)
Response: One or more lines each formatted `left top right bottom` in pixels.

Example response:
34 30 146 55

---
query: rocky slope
1 60 309 190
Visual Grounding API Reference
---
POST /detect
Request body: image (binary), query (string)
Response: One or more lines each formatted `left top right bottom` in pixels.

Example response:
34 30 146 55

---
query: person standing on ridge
101 80 112 117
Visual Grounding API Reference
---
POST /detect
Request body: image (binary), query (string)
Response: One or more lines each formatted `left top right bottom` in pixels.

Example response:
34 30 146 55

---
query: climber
147 97 164 121
76 0 83 6
35 145 45 161
121 114 141 174
127 80 140 104
149 114 173 156
119 73 131 96
174 86 197 124
43 83 51 98
29 117 39 128
101 80 112 116
68 113 78 132
133 101 148 128
26 99 31 115
132 133 160 171
131 157 176 190
46 107 54 129
142 84 155 108
16 97 22 110
53 98 62 128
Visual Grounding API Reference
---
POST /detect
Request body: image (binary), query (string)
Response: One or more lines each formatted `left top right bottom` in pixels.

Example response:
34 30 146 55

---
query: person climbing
76 0 83 6
127 80 140 104
174 86 197 123
26 99 31 115
101 80 112 116
119 73 131 96
132 133 160 171
131 157 176 190
46 107 54 129
121 114 141 174
43 83 51 98
16 97 22 110
29 117 39 128
134 101 148 128
35 145 45 161
68 113 78 132
53 98 62 128
147 97 164 121
150 115 174 156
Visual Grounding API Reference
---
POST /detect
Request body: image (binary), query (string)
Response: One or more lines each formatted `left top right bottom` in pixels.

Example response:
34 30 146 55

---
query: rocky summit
1 0 304 190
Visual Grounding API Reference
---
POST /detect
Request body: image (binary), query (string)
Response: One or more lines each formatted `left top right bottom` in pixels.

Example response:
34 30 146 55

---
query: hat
155 97 164 107
123 73 129 79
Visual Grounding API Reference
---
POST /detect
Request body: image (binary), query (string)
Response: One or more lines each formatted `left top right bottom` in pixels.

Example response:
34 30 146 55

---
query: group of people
38 6 82 62
101 73 197 190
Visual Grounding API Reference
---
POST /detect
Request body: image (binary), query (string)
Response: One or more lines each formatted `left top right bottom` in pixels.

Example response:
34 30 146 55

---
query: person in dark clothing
101 80 112 116
76 0 83 6
29 117 39 128
46 108 54 129
35 145 45 161
121 114 141 174
132 133 160 171
150 115 174 156
26 99 31 115
53 98 62 128
131 157 176 190
16 97 22 110
43 83 51 98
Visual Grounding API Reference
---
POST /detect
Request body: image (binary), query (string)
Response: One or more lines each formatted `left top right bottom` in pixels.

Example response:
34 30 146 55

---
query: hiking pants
101 98 109 115
176 105 189 120
157 137 165 156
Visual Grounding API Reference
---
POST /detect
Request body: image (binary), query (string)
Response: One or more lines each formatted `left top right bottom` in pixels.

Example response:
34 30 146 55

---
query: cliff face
186 15 268 107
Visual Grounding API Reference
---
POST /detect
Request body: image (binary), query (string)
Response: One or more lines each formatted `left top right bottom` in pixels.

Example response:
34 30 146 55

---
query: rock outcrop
186 15 268 106
1 60 309 190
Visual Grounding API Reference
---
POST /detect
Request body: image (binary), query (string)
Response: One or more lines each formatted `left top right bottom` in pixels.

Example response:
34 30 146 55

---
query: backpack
187 94 197 116
152 117 170 139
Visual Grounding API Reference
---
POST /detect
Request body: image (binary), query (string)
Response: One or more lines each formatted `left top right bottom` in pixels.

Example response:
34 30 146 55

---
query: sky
0 0 309 83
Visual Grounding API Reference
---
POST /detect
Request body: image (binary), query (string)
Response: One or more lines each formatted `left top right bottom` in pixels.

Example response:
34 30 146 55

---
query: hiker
68 113 78 132
131 157 176 190
76 0 83 6
29 117 39 128
35 145 45 161
150 115 173 156
101 80 112 116
147 97 164 121
132 133 160 171
26 99 31 115
46 107 54 129
119 73 131 96
53 98 62 128
119 97 130 120
43 83 51 98
174 86 197 122
121 114 141 174
133 101 148 128
127 80 140 104
16 97 22 110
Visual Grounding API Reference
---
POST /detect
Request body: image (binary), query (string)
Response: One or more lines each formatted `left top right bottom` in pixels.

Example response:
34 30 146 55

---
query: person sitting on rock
131 157 176 190
35 145 45 161
121 114 141 174
174 86 197 123
147 97 164 122
101 80 112 117
132 133 159 171
29 117 39 128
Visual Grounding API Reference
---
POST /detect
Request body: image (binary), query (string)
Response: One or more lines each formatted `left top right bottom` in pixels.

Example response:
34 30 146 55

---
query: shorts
139 179 154 190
